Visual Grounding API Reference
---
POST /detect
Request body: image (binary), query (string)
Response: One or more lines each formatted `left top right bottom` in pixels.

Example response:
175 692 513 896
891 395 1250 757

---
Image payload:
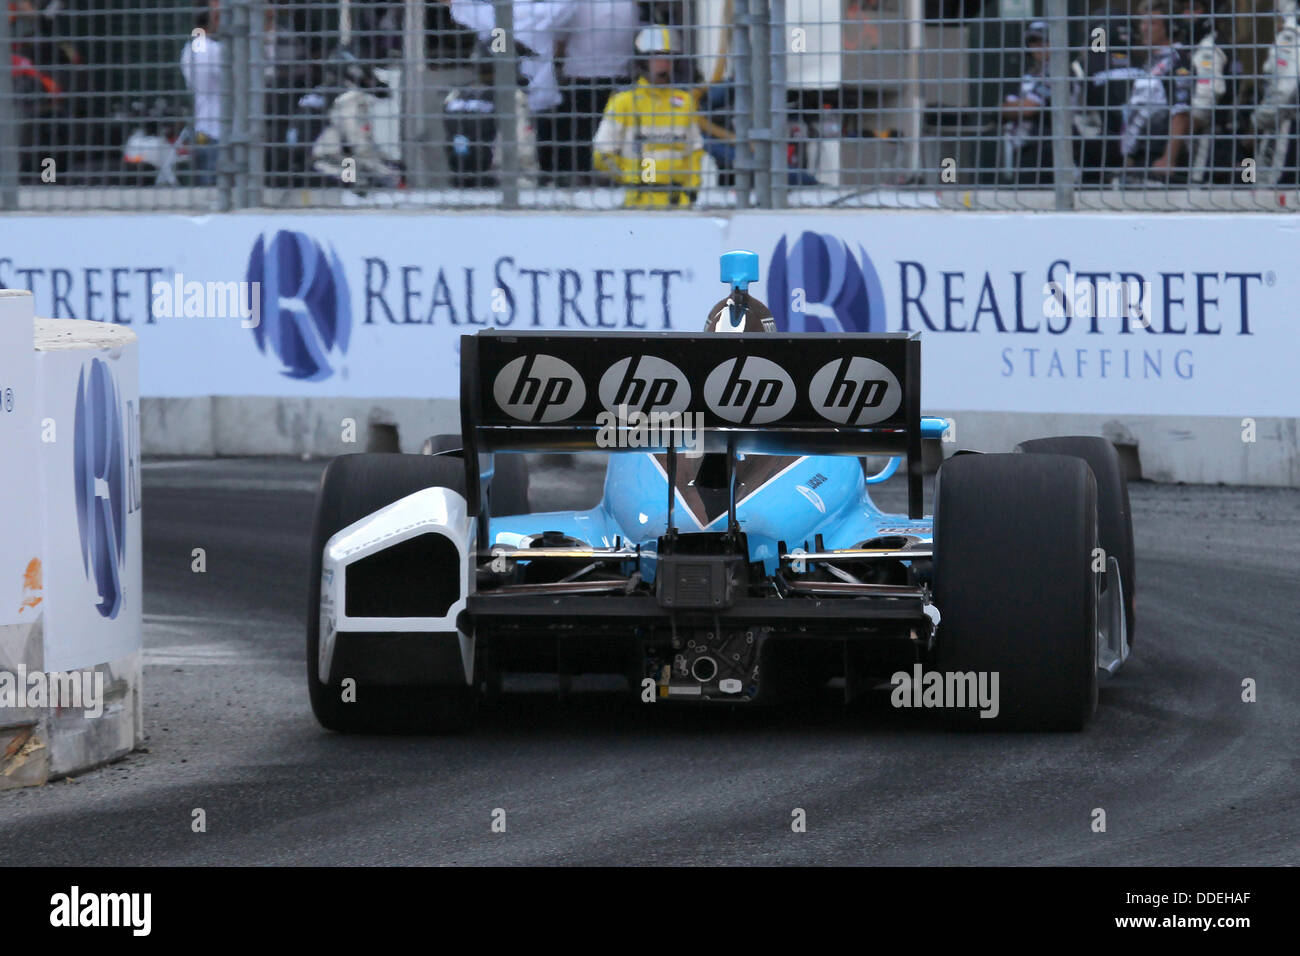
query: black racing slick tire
933 453 1099 731
421 433 530 516
1015 436 1136 643
306 453 475 734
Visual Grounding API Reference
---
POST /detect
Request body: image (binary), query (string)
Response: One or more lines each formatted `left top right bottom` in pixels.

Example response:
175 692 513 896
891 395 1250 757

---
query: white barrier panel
1 212 1295 484
727 212 1298 418
0 214 724 398
0 292 40 631
1 212 1296 420
0 291 142 787
37 321 144 672
0 291 45 786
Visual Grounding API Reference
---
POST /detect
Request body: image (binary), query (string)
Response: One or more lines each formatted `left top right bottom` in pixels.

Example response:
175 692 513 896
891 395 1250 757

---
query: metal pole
751 0 772 208
248 0 266 205
0 6 19 209
905 0 924 176
769 0 788 208
1047 0 1076 210
493 0 520 208
218 3 236 209
402 0 428 188
230 0 252 209
732 0 754 208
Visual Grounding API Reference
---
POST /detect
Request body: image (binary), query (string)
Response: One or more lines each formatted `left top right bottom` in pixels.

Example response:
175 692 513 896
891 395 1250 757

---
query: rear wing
459 330 924 533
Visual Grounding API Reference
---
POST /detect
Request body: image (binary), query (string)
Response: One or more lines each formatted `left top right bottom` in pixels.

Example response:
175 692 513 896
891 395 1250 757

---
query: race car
306 251 1134 733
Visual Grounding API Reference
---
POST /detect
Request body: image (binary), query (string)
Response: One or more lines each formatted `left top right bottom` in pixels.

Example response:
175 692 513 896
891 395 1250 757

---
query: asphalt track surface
1 457 1297 866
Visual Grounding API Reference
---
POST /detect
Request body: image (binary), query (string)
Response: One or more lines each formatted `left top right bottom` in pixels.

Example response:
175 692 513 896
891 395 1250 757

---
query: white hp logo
703 356 796 425
808 356 901 425
492 354 586 423
598 356 690 413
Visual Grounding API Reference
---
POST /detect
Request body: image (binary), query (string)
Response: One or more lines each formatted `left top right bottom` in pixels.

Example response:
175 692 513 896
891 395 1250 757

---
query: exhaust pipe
691 656 718 683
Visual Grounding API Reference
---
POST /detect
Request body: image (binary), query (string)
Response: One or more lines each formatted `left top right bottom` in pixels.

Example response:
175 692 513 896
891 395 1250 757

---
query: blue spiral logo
74 358 126 620
766 231 887 333
246 230 352 381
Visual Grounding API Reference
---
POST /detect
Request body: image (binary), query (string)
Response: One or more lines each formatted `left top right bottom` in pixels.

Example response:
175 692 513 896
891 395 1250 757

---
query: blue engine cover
488 452 932 582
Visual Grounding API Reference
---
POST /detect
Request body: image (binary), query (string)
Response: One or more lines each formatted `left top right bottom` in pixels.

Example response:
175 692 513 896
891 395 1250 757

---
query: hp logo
493 354 586 422
246 230 352 381
598 356 690 414
73 358 126 620
809 357 901 425
703 356 795 425
767 231 888 333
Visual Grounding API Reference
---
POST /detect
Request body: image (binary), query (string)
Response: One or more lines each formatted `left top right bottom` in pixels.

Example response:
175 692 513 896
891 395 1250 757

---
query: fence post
769 0 789 208
402 0 429 189
0 5 20 209
494 0 520 209
733 0 754 209
905 0 924 177
248 0 266 206
218 2 240 209
1047 0 1076 210
751 0 772 208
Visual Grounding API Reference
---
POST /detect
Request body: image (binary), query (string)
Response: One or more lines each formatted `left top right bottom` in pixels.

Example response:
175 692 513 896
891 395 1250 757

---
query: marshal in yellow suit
592 78 704 207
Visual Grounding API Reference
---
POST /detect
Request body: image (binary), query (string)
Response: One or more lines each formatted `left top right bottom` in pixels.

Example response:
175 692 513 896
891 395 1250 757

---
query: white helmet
634 26 678 56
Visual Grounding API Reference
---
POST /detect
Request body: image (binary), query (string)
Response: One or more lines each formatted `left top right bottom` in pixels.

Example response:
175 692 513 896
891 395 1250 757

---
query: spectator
1181 0 1227 128
1075 5 1144 182
592 26 702 206
1120 0 1194 178
262 2 313 186
552 0 640 183
179 1 224 186
443 41 499 188
1253 1 1300 184
999 20 1054 185
1177 0 1234 182
443 0 575 183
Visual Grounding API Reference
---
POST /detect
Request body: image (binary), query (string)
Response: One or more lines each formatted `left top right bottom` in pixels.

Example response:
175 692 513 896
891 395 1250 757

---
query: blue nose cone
720 250 760 291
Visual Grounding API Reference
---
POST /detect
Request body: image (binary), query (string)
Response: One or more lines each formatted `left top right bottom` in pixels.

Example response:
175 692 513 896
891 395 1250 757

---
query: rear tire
421 433 530 515
933 453 1099 730
307 453 476 733
1015 436 1136 643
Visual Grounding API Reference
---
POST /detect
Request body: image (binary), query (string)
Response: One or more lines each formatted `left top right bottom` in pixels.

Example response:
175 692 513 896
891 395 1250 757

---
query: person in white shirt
554 0 640 181
179 2 224 185
443 0 573 113
442 0 578 182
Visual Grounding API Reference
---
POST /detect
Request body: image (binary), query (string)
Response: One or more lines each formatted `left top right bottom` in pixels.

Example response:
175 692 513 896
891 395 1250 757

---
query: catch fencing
0 1 1296 211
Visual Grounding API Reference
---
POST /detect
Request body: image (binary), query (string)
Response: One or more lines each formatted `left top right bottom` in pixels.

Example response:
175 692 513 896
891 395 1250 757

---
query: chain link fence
1 0 1296 212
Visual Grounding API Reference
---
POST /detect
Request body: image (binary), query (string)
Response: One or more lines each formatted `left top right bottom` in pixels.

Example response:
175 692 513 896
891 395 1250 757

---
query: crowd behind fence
1 0 1297 212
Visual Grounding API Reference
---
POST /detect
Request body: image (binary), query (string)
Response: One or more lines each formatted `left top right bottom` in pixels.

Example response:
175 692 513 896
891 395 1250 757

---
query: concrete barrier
928 411 1299 487
0 291 142 787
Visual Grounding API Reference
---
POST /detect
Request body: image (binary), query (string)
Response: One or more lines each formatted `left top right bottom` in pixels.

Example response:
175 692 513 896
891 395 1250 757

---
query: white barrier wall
0 291 43 786
1 212 1296 485
0 291 142 787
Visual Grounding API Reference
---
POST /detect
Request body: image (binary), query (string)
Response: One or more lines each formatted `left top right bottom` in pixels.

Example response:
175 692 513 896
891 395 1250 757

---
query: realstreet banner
1 212 1295 416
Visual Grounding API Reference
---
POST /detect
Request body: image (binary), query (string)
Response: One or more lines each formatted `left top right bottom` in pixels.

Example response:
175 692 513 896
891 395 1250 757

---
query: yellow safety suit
593 78 704 207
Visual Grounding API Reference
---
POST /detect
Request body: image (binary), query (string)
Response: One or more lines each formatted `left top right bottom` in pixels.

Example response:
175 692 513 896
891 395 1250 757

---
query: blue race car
307 251 1134 732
